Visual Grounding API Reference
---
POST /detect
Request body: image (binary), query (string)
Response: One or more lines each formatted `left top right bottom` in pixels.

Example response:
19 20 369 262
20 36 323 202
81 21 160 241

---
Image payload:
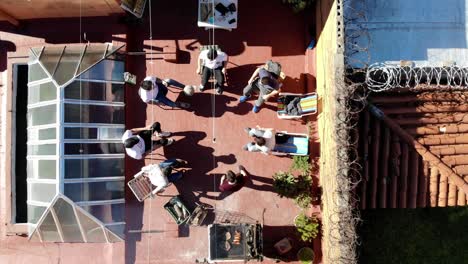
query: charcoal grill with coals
208 223 263 262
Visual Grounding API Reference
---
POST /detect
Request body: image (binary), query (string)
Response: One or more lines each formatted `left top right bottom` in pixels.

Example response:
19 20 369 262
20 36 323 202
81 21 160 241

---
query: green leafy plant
294 174 313 208
294 213 319 242
273 158 314 208
291 156 312 175
273 171 299 198
282 0 315 13
297 247 315 264
294 192 313 209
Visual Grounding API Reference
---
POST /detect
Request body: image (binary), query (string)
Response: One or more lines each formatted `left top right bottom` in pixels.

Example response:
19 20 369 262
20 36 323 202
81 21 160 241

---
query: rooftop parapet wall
0 0 122 22
316 0 359 263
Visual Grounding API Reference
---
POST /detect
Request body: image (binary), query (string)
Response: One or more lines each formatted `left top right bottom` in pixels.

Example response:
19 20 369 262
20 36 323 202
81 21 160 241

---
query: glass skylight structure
27 44 126 242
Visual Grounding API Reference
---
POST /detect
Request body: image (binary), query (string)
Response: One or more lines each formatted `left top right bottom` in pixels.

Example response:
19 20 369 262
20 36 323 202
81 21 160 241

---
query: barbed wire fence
321 0 371 263
366 63 468 92
326 0 468 263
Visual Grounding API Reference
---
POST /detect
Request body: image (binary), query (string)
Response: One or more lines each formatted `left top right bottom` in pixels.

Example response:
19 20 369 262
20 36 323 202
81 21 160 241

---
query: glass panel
99 127 124 140
39 211 61 242
38 128 56 140
65 81 124 102
64 127 98 139
64 143 124 155
28 82 56 104
27 104 56 126
29 183 56 203
39 46 64 77
28 128 56 141
27 144 56 155
29 229 41 242
78 44 107 75
27 160 34 178
28 63 49 82
105 45 122 58
105 51 125 61
64 181 124 202
27 159 56 179
106 224 125 239
75 209 106 243
106 229 123 242
54 46 84 86
38 160 57 179
27 204 46 224
64 158 124 179
64 104 124 124
31 47 43 59
81 203 125 223
78 60 124 82
53 198 84 242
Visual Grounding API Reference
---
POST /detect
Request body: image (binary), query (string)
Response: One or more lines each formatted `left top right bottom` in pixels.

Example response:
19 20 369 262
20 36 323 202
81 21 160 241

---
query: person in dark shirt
219 165 248 192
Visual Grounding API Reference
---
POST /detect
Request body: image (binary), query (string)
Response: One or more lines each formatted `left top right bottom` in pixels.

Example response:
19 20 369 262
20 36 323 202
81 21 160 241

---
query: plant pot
297 247 314 264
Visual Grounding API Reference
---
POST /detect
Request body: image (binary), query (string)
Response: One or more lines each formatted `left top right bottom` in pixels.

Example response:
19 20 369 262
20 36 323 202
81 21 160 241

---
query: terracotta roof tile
358 89 468 208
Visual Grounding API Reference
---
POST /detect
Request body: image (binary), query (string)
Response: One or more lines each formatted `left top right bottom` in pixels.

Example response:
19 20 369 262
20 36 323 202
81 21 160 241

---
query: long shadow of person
246 173 275 193
187 92 251 117
197 168 276 201
163 131 237 207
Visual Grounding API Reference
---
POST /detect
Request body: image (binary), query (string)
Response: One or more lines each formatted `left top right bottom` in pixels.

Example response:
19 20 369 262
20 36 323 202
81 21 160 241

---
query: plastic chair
277 92 318 119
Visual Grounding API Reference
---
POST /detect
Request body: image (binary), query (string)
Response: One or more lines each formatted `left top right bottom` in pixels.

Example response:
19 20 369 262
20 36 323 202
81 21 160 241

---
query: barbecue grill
208 223 263 262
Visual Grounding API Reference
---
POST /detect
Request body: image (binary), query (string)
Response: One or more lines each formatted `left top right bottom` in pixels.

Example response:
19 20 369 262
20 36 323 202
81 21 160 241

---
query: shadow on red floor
122 1 320 263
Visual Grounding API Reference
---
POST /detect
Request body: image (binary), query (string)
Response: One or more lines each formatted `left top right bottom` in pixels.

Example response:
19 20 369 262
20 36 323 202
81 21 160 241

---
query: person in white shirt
139 159 188 194
121 122 174 160
139 76 190 109
242 127 290 155
196 48 228 95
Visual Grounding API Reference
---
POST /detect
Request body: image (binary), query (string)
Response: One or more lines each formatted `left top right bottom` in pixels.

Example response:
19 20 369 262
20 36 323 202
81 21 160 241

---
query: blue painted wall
345 0 468 66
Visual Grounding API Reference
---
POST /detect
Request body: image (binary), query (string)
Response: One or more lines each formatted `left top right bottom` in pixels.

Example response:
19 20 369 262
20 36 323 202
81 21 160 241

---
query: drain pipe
367 103 468 194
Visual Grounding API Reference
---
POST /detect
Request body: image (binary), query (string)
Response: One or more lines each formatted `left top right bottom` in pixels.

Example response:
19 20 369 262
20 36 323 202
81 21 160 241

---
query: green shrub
295 213 319 242
294 174 313 208
273 171 299 198
282 0 315 13
294 192 313 209
297 247 315 264
291 156 312 175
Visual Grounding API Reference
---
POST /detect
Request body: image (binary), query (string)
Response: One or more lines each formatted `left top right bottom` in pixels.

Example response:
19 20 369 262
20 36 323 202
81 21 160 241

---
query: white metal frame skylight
26 43 126 242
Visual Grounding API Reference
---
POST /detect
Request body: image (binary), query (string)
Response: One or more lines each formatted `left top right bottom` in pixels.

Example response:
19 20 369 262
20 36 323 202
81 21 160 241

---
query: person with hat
239 61 282 113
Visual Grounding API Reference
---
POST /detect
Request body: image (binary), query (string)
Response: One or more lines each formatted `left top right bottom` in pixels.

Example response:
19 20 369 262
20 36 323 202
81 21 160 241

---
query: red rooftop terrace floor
124 1 320 263
0 1 320 263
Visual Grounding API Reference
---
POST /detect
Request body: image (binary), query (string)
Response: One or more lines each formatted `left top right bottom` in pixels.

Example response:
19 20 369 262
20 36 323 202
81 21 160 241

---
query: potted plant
282 0 315 13
294 212 319 242
273 157 316 209
291 156 312 175
294 174 313 209
273 171 299 199
297 247 315 264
